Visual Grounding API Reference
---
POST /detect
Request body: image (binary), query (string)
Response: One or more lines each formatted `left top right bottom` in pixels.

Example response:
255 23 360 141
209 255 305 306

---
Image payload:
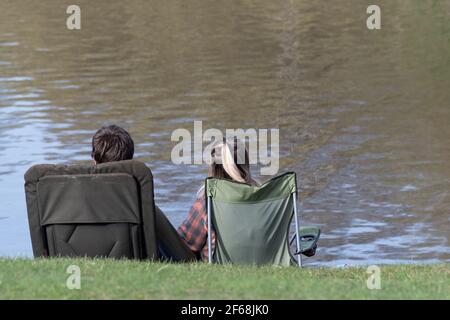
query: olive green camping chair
206 172 320 267
24 160 158 259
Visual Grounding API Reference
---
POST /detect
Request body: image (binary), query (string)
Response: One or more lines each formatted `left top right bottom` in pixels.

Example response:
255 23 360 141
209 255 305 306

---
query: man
91 125 196 262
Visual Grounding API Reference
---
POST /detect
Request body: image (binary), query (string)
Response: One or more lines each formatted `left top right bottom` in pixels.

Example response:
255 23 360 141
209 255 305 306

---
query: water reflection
0 0 449 265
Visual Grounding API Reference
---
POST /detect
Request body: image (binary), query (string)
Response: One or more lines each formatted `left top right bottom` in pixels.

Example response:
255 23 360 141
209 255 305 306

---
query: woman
178 139 258 261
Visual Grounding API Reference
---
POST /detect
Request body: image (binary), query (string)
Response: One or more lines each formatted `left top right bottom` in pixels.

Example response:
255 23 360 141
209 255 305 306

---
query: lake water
0 0 449 266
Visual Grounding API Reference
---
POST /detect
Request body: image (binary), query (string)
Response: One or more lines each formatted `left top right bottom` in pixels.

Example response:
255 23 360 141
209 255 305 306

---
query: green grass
0 258 448 299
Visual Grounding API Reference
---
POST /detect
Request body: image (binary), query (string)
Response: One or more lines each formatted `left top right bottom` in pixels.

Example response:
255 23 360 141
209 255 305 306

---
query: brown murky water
0 0 449 265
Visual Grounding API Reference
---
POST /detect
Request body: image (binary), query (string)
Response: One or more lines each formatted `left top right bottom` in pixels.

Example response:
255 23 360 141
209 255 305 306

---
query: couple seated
25 125 318 265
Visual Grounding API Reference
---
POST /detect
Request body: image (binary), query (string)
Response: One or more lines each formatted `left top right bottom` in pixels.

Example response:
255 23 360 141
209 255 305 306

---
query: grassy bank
0 258 448 299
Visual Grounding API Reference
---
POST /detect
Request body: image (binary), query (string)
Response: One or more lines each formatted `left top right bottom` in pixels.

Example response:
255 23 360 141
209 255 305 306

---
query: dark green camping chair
24 160 158 259
205 172 320 267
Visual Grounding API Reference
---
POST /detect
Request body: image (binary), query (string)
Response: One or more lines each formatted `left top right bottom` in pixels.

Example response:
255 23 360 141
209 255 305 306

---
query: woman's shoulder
195 186 206 200
191 187 206 210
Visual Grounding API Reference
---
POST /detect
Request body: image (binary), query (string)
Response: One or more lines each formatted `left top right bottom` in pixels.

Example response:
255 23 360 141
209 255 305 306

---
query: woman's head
209 138 253 184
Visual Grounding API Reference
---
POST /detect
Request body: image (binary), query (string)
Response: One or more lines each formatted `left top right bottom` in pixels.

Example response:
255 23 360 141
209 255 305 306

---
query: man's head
91 125 134 164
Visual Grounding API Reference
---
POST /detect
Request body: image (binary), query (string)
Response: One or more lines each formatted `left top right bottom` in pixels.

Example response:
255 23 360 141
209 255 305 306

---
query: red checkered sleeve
178 193 215 261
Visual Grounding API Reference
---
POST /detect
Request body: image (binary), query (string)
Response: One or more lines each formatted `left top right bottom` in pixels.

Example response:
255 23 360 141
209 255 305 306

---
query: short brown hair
91 125 134 164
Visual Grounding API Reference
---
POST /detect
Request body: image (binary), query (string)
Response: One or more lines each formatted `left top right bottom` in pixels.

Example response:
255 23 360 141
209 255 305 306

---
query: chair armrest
293 226 321 255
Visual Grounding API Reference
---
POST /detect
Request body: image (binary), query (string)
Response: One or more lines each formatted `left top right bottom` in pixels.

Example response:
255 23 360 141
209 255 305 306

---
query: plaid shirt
178 192 215 261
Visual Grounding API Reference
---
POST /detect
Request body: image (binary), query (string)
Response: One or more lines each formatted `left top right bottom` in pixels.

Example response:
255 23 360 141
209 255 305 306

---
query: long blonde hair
209 138 253 184
198 138 257 196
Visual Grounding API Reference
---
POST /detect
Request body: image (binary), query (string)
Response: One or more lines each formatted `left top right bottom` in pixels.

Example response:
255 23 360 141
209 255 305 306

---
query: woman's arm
177 196 208 254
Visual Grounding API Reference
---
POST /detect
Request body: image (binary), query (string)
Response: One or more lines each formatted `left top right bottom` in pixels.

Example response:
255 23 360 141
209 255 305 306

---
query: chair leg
292 192 302 267
207 196 212 264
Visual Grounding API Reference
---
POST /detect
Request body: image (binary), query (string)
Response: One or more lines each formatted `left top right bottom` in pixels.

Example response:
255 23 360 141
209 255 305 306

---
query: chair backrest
205 172 299 266
24 160 158 259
